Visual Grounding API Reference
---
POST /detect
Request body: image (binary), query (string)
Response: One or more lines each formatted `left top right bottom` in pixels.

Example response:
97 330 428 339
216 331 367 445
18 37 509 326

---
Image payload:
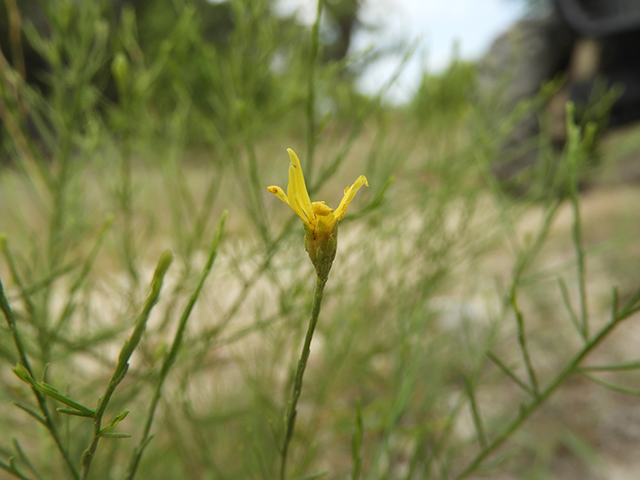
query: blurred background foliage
0 0 383 149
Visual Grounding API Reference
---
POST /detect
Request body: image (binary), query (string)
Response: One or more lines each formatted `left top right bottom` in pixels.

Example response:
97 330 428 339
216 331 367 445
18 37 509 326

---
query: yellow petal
287 149 314 223
267 186 290 206
314 200 337 233
334 175 369 221
312 201 334 217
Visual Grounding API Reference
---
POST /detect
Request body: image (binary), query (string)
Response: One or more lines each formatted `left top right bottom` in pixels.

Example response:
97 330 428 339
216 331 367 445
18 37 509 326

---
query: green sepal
303 224 318 266
303 221 337 280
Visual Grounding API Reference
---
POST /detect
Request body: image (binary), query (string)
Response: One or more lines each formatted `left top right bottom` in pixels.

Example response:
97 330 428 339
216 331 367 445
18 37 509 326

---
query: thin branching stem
0 238 36 318
557 277 582 337
464 376 487 449
280 274 328 480
567 123 589 341
120 128 138 285
510 292 539 396
486 352 534 397
498 200 561 400
54 216 113 333
0 276 79 480
126 212 227 480
12 438 43 480
0 459 34 480
580 360 640 372
571 195 588 340
580 372 640 396
80 252 173 480
453 305 630 480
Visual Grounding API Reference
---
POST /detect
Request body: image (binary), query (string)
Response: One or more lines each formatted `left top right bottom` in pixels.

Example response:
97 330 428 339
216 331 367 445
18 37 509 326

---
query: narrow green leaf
0 456 35 480
12 403 46 426
57 408 94 418
13 365 95 416
464 376 487 449
557 277 582 338
99 432 132 439
581 372 640 396
99 410 130 435
35 383 95 416
487 352 534 396
12 439 42 480
510 294 539 396
580 361 640 372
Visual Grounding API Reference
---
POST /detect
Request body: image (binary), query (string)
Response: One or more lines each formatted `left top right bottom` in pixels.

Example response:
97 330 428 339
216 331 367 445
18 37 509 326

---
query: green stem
125 212 227 480
120 130 138 285
0 276 79 480
511 293 539 396
569 152 588 341
464 376 487 449
280 274 328 480
453 310 627 480
80 251 173 480
0 237 36 318
566 101 588 339
47 118 75 273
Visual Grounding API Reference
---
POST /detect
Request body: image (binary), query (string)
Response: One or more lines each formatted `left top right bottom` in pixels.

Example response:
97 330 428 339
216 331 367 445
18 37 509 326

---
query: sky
276 0 528 103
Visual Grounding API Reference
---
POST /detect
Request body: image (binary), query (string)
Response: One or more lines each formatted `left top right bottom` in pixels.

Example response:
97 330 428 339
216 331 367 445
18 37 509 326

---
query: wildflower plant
268 148 368 479
3 0 640 478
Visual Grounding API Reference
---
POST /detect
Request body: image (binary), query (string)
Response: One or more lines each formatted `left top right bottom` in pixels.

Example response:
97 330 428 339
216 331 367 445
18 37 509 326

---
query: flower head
268 148 368 276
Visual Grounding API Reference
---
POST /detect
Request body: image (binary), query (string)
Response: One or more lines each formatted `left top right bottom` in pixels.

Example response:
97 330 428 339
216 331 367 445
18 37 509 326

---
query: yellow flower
268 148 368 275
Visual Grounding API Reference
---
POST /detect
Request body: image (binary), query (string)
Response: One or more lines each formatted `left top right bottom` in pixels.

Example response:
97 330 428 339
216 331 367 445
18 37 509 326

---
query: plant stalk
280 274 328 480
453 309 628 480
80 252 173 480
0 276 79 480
126 212 227 480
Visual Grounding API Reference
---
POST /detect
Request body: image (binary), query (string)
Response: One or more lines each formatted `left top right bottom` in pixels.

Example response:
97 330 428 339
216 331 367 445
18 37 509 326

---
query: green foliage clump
409 58 476 128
